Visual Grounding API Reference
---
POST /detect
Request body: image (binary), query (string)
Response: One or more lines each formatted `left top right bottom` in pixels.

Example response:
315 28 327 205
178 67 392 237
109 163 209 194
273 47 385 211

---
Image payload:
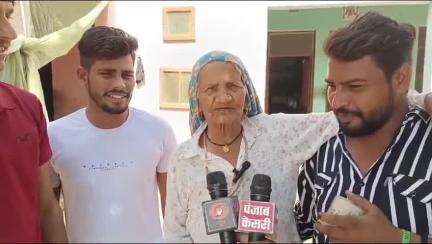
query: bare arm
47 162 62 202
157 172 167 217
53 184 62 202
39 161 68 243
157 123 176 218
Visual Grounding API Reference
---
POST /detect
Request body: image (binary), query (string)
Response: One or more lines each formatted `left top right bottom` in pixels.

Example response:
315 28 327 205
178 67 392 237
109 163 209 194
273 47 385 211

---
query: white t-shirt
48 108 177 243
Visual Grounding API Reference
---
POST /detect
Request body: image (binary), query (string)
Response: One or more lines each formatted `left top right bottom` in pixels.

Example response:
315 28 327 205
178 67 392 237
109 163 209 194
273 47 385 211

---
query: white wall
112 1 275 143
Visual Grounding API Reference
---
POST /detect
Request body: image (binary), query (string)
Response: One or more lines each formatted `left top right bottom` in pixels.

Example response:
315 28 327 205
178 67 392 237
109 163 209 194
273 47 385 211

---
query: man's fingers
319 212 358 227
346 191 373 213
316 221 347 241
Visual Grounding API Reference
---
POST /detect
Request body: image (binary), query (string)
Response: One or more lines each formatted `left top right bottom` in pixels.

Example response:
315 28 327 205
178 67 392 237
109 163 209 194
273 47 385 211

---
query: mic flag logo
202 197 238 235
237 200 275 234
209 202 229 220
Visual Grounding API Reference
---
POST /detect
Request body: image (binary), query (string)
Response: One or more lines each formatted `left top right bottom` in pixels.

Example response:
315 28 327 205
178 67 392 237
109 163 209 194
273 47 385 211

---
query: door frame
265 30 316 113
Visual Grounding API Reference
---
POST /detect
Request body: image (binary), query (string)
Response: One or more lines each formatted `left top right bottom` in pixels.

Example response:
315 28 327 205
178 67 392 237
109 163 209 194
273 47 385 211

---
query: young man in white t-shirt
48 26 177 242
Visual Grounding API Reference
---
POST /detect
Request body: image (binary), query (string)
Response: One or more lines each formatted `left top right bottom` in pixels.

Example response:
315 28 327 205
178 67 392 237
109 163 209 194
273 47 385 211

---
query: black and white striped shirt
295 107 432 243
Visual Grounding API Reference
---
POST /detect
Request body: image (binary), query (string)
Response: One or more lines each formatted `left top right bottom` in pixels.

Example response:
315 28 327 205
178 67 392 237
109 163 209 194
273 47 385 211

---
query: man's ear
77 66 89 87
392 63 411 95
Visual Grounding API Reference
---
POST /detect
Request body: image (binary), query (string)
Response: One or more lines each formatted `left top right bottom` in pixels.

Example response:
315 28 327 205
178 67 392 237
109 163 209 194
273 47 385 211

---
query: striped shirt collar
406 106 430 124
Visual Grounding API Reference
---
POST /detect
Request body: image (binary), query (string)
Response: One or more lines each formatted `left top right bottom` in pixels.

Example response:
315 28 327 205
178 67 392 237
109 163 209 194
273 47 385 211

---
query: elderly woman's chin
209 112 243 126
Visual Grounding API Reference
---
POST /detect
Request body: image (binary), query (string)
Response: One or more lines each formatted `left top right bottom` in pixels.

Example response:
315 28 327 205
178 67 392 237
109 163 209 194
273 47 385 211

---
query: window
160 68 191 110
163 7 195 42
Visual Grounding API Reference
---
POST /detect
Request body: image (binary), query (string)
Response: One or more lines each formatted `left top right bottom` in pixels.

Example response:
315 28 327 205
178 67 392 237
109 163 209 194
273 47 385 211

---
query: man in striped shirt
295 11 432 243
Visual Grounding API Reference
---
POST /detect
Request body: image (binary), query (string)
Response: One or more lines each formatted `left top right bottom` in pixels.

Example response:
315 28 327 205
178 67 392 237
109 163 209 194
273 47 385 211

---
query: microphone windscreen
250 174 271 196
207 171 227 188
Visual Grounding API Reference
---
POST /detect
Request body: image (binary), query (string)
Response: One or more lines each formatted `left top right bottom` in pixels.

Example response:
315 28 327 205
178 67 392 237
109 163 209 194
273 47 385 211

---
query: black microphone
202 171 236 243
248 174 272 242
232 161 251 183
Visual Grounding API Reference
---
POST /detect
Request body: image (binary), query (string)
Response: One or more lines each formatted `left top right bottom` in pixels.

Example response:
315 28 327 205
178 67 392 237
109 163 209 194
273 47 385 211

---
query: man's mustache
334 108 363 118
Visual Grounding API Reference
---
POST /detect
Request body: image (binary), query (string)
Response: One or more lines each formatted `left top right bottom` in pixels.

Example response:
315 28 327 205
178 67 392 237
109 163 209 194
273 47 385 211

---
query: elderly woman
163 51 429 243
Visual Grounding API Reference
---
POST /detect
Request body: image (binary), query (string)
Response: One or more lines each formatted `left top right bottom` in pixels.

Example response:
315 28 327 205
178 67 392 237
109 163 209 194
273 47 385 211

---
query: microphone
237 174 275 242
249 174 273 242
232 161 251 183
202 171 237 243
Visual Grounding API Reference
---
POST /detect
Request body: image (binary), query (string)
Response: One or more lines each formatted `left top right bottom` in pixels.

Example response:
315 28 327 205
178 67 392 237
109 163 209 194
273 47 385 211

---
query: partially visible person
0 1 107 118
295 11 432 243
0 1 67 242
48 26 176 242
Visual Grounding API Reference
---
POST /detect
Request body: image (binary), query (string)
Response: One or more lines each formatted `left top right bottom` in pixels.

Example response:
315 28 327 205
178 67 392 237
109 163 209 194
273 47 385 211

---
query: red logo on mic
209 202 229 220
237 200 275 234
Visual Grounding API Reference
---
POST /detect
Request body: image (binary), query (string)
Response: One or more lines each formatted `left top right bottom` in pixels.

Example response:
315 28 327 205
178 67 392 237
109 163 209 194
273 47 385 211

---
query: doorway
266 31 315 114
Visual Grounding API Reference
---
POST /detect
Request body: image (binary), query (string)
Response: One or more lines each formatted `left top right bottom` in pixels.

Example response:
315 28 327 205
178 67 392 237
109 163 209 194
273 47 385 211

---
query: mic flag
237 200 275 234
202 196 239 235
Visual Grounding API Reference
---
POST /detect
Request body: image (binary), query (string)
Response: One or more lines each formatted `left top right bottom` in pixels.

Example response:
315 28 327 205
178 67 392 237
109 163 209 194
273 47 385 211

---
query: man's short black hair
78 26 138 70
324 11 415 81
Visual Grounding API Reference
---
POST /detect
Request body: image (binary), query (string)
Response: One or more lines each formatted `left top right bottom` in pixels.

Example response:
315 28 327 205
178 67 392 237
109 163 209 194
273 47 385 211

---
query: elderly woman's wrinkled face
197 61 247 126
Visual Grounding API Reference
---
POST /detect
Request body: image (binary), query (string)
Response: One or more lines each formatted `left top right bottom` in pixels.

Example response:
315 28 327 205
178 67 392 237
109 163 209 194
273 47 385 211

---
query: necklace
205 128 243 153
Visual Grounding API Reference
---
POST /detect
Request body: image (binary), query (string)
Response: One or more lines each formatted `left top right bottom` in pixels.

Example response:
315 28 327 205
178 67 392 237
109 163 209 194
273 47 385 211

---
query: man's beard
88 81 130 114
335 95 394 137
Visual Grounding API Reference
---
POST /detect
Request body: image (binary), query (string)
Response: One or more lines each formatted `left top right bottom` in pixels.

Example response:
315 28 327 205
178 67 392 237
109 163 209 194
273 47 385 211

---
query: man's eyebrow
325 78 367 84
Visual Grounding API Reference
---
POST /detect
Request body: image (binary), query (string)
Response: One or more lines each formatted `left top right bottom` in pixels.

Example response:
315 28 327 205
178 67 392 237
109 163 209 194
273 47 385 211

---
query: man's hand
316 191 401 243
